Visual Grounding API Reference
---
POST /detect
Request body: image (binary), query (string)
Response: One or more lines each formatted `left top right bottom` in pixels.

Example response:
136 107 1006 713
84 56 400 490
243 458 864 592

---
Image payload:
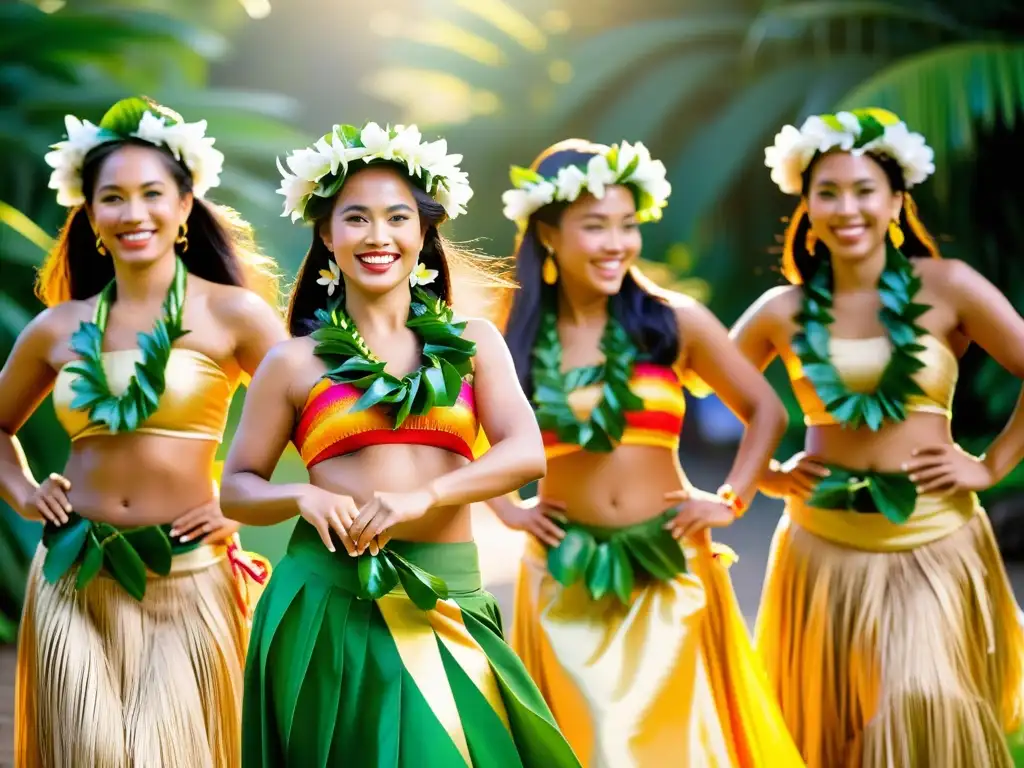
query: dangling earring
804 228 818 255
175 223 189 253
95 235 107 256
888 219 905 250
542 245 558 285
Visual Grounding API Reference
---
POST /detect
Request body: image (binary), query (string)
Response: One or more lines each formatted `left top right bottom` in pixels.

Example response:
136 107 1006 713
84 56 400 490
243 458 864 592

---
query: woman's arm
429 319 546 504
219 340 312 526
678 298 788 508
216 286 289 378
729 286 794 373
908 261 1024 490
348 319 547 551
0 311 66 521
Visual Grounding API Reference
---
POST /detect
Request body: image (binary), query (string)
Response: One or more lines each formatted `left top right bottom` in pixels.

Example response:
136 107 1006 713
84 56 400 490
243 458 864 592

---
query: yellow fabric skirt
756 491 1024 768
512 533 804 767
15 541 249 768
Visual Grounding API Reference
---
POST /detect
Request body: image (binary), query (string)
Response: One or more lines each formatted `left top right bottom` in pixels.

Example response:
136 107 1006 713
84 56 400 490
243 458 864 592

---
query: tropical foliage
372 0 1024 491
0 0 304 640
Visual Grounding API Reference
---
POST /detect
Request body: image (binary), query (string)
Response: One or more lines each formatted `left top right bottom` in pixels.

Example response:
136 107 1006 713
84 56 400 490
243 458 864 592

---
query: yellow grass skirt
15 542 250 768
756 491 1024 768
512 532 804 767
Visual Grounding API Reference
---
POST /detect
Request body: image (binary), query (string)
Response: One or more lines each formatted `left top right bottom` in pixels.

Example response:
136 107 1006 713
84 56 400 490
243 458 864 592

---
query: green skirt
242 521 581 767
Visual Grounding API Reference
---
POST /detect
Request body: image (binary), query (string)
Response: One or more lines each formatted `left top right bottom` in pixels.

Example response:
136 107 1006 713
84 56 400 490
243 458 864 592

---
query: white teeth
359 254 397 265
594 260 622 270
119 231 153 242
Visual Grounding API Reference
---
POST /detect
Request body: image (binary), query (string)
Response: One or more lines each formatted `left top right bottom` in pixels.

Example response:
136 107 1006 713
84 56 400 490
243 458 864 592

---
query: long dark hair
35 139 280 308
286 161 492 337
781 152 941 285
502 141 679 397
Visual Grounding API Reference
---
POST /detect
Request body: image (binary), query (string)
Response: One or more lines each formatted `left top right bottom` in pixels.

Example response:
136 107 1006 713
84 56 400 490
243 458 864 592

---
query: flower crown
765 108 935 195
44 97 224 208
276 122 473 223
501 140 671 228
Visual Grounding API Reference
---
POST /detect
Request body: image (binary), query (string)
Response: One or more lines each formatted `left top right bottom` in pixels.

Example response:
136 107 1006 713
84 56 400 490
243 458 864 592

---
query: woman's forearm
722 396 788 507
485 492 525 519
982 385 1024 484
220 472 307 526
428 437 545 509
0 431 40 516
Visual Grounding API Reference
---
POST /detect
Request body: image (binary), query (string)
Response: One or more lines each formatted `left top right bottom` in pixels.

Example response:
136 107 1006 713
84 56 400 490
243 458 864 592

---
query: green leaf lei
65 256 189 433
311 287 476 428
530 304 644 452
792 244 930 431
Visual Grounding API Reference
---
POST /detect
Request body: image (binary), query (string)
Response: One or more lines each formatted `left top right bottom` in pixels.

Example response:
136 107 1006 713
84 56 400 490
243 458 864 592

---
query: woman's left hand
662 487 737 541
904 445 996 494
349 489 437 554
170 499 240 543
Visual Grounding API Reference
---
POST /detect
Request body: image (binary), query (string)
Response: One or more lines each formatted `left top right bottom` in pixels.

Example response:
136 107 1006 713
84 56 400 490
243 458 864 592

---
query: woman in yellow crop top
218 122 580 767
0 97 287 767
486 139 805 767
732 109 1024 768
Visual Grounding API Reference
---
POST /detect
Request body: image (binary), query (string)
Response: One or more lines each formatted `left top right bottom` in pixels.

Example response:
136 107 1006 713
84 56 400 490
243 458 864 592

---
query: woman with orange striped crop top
0 97 285 768
488 139 805 767
218 122 580 767
732 109 1024 768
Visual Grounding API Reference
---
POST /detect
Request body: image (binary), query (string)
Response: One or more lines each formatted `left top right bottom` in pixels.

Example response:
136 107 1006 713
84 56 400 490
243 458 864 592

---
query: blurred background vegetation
2 0 1024 640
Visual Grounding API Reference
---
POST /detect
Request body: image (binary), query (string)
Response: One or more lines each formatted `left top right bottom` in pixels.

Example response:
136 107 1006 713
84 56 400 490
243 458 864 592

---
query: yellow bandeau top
783 334 958 427
53 348 238 442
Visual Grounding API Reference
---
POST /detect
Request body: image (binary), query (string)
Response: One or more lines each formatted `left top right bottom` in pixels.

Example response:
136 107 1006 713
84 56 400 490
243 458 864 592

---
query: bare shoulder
201 279 282 324
260 335 317 373
915 257 984 296
748 284 802 319
461 316 504 346
29 300 94 342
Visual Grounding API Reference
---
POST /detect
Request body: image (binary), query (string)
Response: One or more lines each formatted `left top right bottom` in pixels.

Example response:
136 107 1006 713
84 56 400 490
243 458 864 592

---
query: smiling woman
0 96 288 767
219 121 581 767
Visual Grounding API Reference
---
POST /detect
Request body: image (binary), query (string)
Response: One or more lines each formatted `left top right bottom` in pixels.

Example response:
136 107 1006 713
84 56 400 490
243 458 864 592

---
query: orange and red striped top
294 378 479 468
542 362 685 459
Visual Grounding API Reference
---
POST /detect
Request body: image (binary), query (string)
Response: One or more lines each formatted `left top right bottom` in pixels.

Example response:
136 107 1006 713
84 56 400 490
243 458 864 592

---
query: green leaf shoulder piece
792 245 930 431
65 256 190 434
310 287 477 429
530 305 644 452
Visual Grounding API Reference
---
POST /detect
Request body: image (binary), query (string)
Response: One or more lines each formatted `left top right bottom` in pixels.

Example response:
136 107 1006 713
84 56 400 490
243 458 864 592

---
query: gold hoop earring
95 235 107 256
888 220 905 250
804 228 818 255
175 223 189 253
542 250 558 285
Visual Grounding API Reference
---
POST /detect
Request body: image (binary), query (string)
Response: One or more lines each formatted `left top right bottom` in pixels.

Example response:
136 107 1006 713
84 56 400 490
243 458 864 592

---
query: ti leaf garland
792 244 930 431
531 305 644 452
65 257 189 433
311 287 476 428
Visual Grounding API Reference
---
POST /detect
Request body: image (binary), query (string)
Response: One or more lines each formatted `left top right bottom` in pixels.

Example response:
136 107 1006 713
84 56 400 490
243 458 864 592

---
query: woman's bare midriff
539 445 689 528
806 412 954 472
308 443 474 543
62 434 220 527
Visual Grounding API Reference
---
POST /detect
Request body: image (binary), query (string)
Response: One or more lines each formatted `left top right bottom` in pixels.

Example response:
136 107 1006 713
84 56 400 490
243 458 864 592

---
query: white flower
44 115 105 206
765 110 935 194
358 122 394 161
554 165 587 202
409 260 439 287
130 111 224 199
502 181 555 222
584 154 617 199
317 259 341 296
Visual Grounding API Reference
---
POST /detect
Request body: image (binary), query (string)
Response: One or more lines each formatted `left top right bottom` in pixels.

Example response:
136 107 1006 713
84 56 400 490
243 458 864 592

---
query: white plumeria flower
584 154 617 199
409 260 439 287
359 122 395 161
44 115 105 206
502 181 555 222
317 259 341 296
554 166 586 202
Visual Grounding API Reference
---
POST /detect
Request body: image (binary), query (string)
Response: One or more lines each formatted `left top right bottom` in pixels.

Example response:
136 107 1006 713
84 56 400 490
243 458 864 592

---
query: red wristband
716 484 746 518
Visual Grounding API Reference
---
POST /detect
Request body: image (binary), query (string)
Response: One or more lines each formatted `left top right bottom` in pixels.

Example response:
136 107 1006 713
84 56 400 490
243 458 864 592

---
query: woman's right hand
495 497 567 548
22 473 72 526
296 485 361 555
760 453 830 499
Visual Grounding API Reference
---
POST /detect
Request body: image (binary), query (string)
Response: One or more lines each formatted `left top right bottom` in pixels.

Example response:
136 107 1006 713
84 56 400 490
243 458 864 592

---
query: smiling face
539 184 641 296
805 151 904 263
87 144 192 266
319 165 425 296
